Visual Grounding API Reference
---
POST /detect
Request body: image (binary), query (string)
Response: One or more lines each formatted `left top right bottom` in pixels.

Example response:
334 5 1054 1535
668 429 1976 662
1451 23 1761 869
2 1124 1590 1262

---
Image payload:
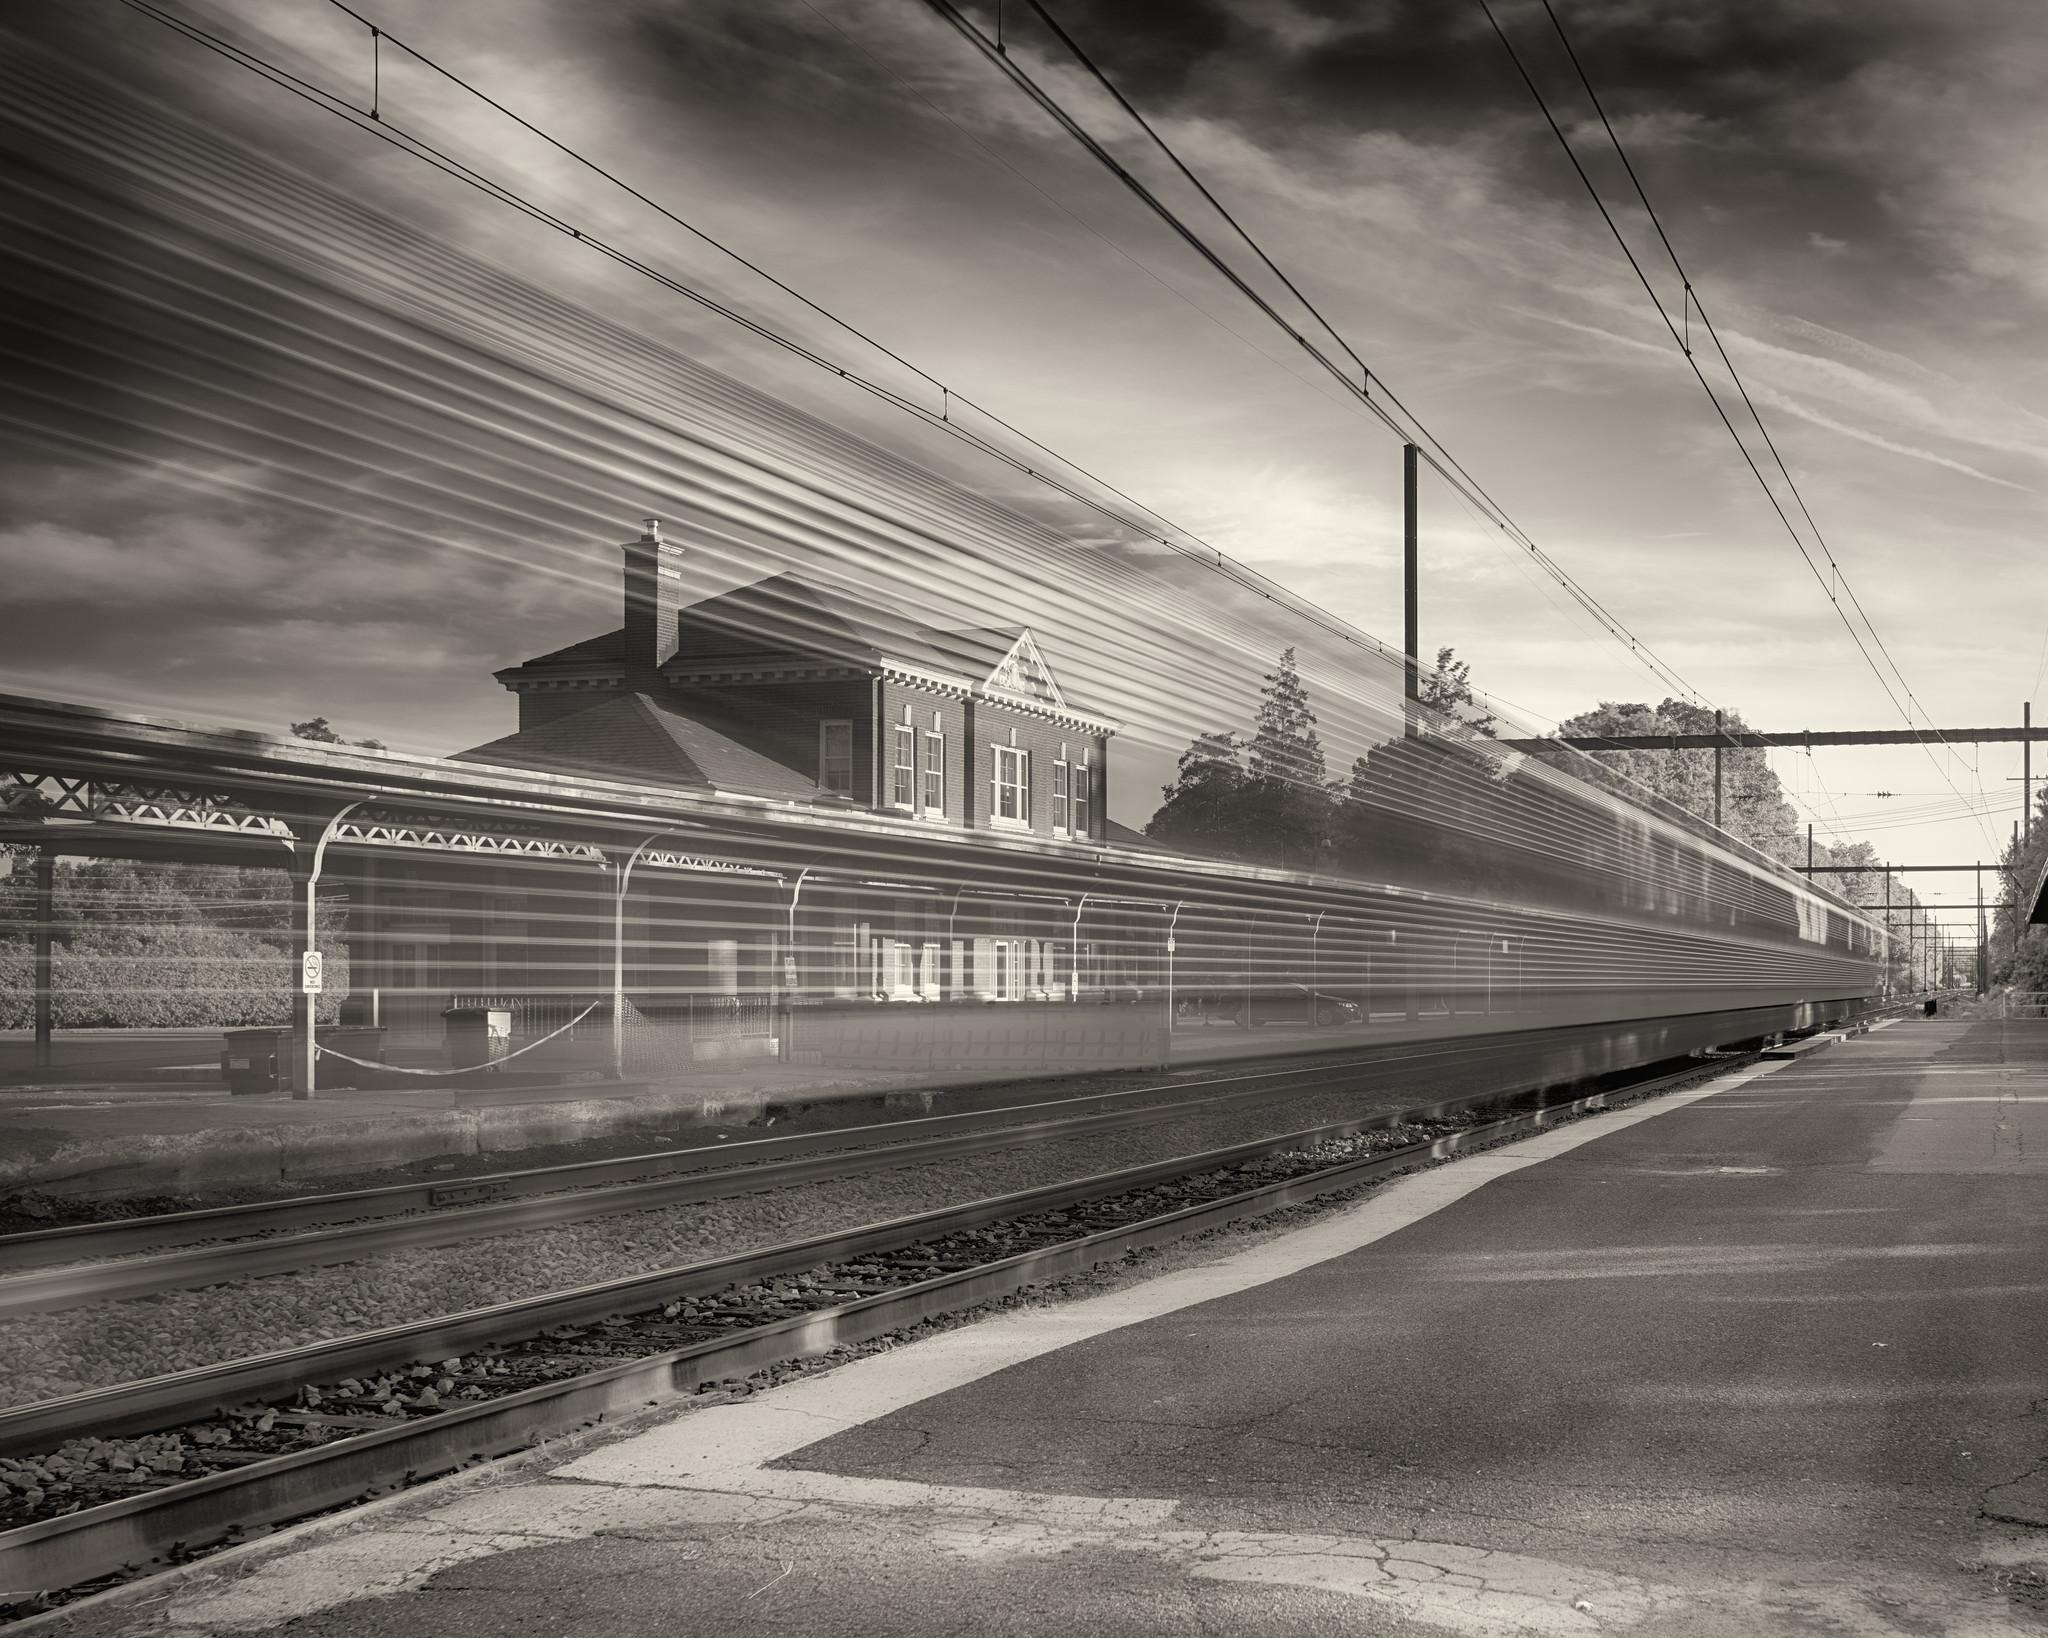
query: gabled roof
453 693 821 802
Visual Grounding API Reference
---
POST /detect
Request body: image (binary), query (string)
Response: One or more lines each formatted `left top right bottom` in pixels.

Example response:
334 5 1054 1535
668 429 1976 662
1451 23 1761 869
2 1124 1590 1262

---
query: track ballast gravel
0 1114 1476 1541
0 1079 1448 1407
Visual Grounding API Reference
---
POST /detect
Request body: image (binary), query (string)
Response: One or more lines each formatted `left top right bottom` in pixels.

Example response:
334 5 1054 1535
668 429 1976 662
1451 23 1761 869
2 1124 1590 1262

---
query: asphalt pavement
43 1017 2048 1638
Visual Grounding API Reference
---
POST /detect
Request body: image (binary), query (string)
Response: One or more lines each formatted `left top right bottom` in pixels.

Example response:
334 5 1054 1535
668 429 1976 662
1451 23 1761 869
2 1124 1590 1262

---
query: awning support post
293 802 362 1100
32 848 55 1070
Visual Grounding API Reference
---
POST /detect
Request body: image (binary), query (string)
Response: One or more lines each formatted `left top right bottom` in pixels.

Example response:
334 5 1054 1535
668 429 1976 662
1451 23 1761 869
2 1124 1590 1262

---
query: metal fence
447 993 603 1043
2004 992 2048 1018
444 991 776 1075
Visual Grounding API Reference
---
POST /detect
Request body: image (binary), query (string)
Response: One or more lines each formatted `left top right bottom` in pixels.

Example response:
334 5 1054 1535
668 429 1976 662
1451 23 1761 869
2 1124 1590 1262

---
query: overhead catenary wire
107 0 1412 681
922 0 1705 707
99 0 1750 868
70 2 1873 895
950 2 1875 872
1482 0 1996 853
1534 0 1959 751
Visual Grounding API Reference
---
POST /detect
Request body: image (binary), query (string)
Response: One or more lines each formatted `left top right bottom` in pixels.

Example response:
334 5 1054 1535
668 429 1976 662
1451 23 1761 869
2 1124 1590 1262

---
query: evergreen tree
1239 648 1337 869
1417 647 1496 736
1144 648 1340 870
1246 648 1326 787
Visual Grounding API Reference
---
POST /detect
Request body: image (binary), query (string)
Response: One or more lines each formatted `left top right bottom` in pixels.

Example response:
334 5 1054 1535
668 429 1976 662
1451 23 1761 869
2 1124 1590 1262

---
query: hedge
0 926 348 1029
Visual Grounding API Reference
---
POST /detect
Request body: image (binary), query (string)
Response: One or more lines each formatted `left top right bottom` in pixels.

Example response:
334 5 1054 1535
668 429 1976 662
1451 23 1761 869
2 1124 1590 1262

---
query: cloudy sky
3 0 2044 925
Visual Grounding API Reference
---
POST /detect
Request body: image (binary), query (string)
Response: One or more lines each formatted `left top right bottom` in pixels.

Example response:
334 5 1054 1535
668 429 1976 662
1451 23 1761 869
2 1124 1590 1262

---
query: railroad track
0 1050 1759 1615
0 1022 1693 1306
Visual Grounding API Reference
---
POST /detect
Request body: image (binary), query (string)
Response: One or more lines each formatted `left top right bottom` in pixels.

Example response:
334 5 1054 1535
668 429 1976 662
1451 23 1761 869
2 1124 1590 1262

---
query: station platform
61 1015 2048 1638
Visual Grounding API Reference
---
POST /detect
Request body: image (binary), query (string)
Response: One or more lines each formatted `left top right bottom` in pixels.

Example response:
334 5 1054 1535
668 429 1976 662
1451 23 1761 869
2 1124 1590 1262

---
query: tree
1417 646 1496 737
1146 731 1249 857
1544 699 1804 864
0 857 351 1027
1991 787 2048 992
1239 648 1334 868
1246 648 1326 787
1543 696 1947 991
1144 648 1339 870
291 717 385 751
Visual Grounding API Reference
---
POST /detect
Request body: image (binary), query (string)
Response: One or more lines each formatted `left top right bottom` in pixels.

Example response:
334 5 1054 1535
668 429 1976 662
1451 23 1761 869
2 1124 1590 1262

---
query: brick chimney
621 516 684 694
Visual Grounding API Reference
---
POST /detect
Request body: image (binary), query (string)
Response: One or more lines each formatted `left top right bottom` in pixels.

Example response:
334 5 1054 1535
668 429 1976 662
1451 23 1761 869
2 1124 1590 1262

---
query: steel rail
0 1066 1445 1316
0 1020 1654 1277
0 1055 1744 1599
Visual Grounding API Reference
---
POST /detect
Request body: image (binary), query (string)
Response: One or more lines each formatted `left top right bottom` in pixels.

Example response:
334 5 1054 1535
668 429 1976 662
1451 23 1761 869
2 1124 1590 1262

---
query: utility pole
2027 700 2034 843
1713 708 1724 830
1882 863 1893 994
1403 442 1419 737
1978 860 1988 996
1806 823 1814 873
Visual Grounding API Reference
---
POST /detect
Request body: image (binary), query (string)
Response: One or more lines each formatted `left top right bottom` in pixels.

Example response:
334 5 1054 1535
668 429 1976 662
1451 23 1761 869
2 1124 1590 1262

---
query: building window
1073 757 1091 839
819 720 853 797
891 719 916 810
992 742 1030 828
1052 752 1069 836
922 724 945 816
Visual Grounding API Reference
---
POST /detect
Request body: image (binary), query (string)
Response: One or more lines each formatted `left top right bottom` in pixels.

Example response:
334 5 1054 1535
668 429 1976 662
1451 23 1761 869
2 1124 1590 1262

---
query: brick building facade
466 519 1117 844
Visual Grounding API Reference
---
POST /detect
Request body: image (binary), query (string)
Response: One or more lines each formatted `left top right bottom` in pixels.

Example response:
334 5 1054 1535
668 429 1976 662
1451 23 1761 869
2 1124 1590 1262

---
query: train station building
471 518 1116 842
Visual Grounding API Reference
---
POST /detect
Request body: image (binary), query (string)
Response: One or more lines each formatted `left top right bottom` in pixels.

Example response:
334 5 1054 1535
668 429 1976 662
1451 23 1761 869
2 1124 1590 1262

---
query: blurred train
406 724 1887 1083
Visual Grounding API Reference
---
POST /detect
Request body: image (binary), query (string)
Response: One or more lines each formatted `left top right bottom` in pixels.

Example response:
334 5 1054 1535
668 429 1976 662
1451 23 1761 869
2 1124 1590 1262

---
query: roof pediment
980 628 1067 710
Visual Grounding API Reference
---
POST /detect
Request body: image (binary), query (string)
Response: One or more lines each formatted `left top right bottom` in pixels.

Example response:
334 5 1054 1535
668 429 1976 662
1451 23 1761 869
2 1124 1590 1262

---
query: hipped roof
454 692 822 802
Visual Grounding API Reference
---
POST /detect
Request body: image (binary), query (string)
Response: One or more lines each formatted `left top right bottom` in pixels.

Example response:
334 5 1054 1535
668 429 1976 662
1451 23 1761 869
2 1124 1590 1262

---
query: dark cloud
971 0 1974 290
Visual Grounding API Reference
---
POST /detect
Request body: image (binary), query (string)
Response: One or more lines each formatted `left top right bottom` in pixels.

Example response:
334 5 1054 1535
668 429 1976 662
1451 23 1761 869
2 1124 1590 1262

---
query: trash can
443 1006 513 1071
1923 997 1938 1017
222 1026 390 1092
221 1028 291 1095
317 1026 388 1089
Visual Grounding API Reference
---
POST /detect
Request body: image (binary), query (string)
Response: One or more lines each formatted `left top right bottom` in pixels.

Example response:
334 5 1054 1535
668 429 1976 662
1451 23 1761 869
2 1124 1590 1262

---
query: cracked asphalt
46 1018 2048 1636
